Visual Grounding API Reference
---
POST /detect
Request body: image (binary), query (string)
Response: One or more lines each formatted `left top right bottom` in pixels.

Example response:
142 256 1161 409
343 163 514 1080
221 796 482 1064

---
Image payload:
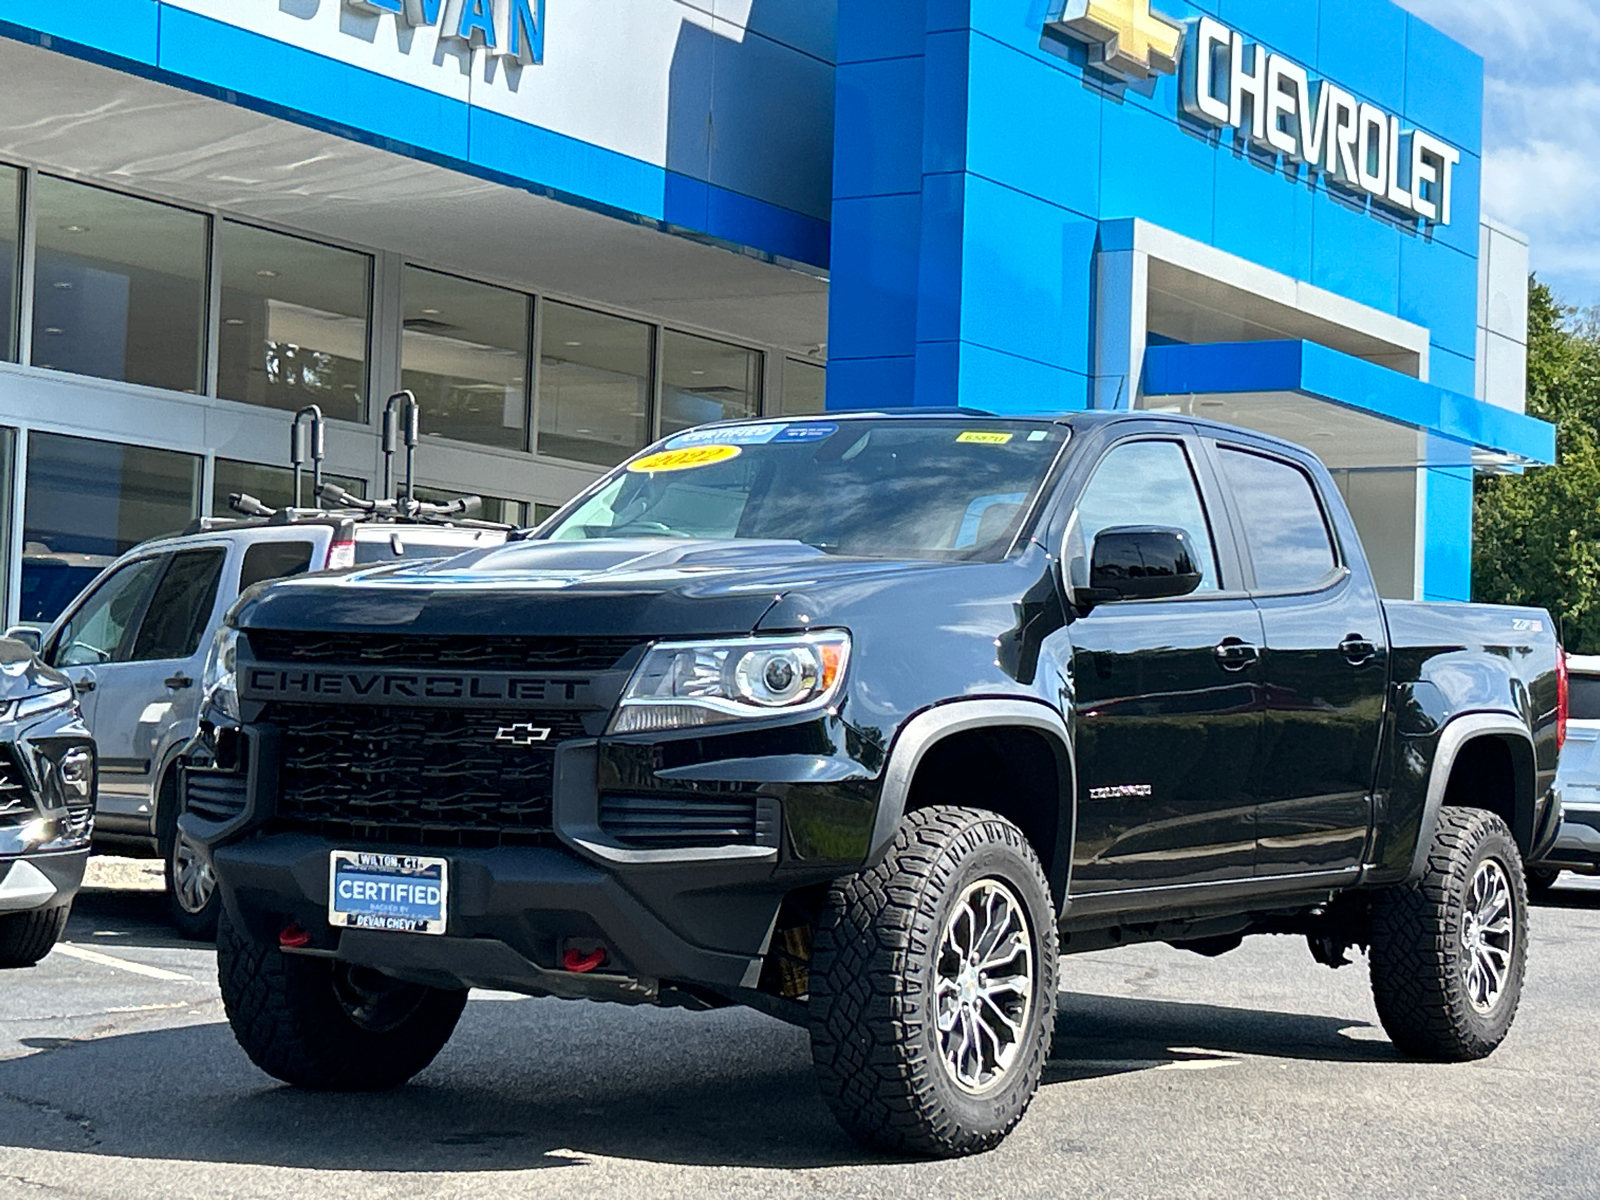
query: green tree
1473 280 1600 651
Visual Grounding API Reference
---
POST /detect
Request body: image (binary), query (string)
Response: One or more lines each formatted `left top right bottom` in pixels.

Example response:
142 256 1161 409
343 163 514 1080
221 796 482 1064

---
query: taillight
324 535 355 571
1557 651 1569 751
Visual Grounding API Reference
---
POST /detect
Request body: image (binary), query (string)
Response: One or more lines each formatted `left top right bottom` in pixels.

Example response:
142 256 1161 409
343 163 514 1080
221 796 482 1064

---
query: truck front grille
268 704 588 848
0 750 30 820
247 630 643 673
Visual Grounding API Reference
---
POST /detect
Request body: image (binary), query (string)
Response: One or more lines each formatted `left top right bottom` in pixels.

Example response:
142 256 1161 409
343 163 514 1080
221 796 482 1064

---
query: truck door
1208 442 1388 876
44 553 171 826
1052 434 1264 894
88 546 229 832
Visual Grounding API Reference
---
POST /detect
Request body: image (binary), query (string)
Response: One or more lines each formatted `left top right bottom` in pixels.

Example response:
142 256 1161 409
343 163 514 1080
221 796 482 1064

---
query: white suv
17 515 506 937
1531 653 1600 894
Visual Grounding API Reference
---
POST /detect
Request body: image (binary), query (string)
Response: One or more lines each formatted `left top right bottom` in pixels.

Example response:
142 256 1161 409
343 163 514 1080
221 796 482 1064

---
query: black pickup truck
180 411 1565 1157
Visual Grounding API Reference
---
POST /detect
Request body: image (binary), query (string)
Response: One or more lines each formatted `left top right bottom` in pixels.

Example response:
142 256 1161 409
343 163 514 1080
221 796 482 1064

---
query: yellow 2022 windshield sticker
957 431 1013 445
627 444 742 473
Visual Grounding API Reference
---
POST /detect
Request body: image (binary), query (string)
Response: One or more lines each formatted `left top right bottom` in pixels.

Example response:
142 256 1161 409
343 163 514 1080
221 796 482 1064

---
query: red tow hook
562 946 607 973
279 923 312 949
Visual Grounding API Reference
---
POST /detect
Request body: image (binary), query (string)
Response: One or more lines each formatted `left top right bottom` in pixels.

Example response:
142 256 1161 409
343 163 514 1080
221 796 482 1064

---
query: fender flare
1407 711 1537 882
867 699 1076 902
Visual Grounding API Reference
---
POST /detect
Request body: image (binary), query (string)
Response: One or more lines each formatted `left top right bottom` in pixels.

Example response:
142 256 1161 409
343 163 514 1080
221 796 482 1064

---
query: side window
129 548 227 662
1217 447 1338 592
1067 440 1220 591
49 556 168 667
240 541 315 591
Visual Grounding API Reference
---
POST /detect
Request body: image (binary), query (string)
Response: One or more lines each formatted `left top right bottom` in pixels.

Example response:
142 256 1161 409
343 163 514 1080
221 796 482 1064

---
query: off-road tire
217 909 468 1090
1368 806 1528 1061
809 806 1057 1157
0 904 71 967
1525 866 1561 897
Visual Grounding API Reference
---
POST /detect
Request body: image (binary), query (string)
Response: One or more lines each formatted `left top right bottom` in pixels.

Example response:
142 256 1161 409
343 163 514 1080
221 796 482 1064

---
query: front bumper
183 708 884 1000
0 848 88 914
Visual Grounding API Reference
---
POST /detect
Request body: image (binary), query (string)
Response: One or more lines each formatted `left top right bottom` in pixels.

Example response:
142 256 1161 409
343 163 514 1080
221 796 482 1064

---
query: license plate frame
327 850 449 936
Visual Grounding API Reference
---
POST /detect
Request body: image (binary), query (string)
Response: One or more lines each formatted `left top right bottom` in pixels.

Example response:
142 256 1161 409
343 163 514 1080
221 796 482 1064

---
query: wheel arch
868 700 1075 904
1409 712 1538 881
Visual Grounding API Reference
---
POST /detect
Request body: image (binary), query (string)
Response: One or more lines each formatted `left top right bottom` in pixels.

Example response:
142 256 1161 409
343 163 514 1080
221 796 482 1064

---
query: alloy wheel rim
172 837 216 915
1461 858 1514 1015
934 878 1035 1094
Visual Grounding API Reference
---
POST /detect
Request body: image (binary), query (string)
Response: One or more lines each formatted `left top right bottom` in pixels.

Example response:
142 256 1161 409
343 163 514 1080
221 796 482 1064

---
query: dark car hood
232 538 957 638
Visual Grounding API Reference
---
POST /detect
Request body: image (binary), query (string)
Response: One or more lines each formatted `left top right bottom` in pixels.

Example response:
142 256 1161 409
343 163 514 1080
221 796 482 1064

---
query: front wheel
165 830 220 941
0 904 71 967
1368 806 1528 1061
808 806 1057 1157
217 910 468 1090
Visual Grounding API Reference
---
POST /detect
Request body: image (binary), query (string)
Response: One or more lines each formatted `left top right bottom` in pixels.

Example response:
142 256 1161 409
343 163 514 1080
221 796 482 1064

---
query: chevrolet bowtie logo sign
1049 0 1183 81
495 723 553 746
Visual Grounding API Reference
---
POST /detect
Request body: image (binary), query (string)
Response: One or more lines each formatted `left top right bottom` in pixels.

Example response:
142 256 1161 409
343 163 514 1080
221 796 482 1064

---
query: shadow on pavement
1048 991 1399 1084
1530 879 1600 910
0 983 1395 1171
64 886 196 952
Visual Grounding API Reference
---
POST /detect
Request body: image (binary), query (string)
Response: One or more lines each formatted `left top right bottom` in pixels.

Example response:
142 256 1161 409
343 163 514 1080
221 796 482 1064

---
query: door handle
1214 639 1260 672
1340 635 1378 666
165 673 194 690
73 679 95 694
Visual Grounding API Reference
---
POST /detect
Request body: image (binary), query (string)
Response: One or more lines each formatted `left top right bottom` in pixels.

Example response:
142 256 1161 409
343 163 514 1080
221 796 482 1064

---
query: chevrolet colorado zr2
179 411 1565 1157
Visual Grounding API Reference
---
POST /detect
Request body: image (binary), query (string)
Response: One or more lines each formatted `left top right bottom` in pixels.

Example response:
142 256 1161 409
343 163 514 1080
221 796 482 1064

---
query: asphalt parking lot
2 861 1599 1200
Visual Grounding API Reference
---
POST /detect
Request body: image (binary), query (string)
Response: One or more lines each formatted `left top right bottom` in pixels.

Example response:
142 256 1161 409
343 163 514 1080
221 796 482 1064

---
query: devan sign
346 0 543 65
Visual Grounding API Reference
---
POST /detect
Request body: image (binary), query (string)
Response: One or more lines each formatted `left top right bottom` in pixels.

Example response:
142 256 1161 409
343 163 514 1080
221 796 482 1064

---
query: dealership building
0 0 1554 624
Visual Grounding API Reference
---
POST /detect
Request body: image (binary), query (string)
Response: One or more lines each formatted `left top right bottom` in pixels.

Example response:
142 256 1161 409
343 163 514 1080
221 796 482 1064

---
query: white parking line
52 943 199 983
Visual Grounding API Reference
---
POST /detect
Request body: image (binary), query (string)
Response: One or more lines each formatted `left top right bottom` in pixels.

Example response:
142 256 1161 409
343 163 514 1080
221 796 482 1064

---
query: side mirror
4 625 42 655
1084 526 1203 604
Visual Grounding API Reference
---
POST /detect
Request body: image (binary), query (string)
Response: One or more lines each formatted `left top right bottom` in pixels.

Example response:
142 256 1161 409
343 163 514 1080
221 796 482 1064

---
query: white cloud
1396 0 1600 304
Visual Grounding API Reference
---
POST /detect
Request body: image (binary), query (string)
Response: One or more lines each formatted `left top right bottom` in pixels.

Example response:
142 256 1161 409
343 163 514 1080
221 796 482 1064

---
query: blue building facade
0 0 1555 618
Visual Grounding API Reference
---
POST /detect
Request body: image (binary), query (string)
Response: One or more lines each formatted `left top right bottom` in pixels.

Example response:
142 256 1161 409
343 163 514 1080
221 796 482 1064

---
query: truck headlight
609 632 851 733
202 626 240 723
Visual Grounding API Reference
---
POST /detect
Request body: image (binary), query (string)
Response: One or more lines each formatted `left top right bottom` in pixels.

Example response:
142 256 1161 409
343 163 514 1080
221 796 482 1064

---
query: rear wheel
0 904 71 967
217 910 467 1090
808 806 1057 1157
1368 806 1528 1060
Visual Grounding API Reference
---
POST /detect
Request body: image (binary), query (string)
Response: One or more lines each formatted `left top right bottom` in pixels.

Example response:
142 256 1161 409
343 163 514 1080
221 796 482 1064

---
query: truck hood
232 537 957 638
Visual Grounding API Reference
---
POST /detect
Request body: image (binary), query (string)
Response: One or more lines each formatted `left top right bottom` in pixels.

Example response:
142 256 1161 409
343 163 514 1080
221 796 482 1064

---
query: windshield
542 419 1069 560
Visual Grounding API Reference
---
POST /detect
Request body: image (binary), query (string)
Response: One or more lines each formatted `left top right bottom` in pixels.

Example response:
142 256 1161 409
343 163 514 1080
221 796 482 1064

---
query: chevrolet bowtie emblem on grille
494 723 553 746
1049 0 1183 82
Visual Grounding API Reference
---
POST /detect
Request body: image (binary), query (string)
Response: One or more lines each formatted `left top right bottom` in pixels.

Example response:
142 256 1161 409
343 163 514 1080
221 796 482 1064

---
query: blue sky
1395 0 1600 311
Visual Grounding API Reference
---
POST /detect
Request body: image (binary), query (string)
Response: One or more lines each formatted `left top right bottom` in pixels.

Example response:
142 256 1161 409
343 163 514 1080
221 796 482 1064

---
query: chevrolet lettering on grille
242 667 592 707
494 724 553 746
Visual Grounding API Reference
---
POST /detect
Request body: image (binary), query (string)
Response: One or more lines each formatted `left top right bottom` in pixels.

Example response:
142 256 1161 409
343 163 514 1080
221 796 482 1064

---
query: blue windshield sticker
668 424 783 449
773 422 838 443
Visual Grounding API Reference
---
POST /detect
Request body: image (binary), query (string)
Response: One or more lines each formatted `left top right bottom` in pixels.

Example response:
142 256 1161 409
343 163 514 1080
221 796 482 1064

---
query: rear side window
240 541 315 591
130 548 227 662
1571 674 1600 722
1218 448 1338 592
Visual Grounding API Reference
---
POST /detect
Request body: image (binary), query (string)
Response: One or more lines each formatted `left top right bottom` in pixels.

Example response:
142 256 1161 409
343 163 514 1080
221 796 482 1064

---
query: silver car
21 516 506 937
1529 653 1600 894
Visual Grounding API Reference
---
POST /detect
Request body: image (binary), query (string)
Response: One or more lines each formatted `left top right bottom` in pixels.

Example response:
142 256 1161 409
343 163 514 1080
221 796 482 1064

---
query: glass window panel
0 166 20 362
401 266 529 451
1218 448 1338 591
129 548 226 662
31 176 207 393
218 221 370 423
211 458 365 516
536 302 653 467
23 433 201 624
48 555 167 667
1068 440 1220 591
781 359 825 415
533 502 561 526
660 330 762 436
239 541 316 591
